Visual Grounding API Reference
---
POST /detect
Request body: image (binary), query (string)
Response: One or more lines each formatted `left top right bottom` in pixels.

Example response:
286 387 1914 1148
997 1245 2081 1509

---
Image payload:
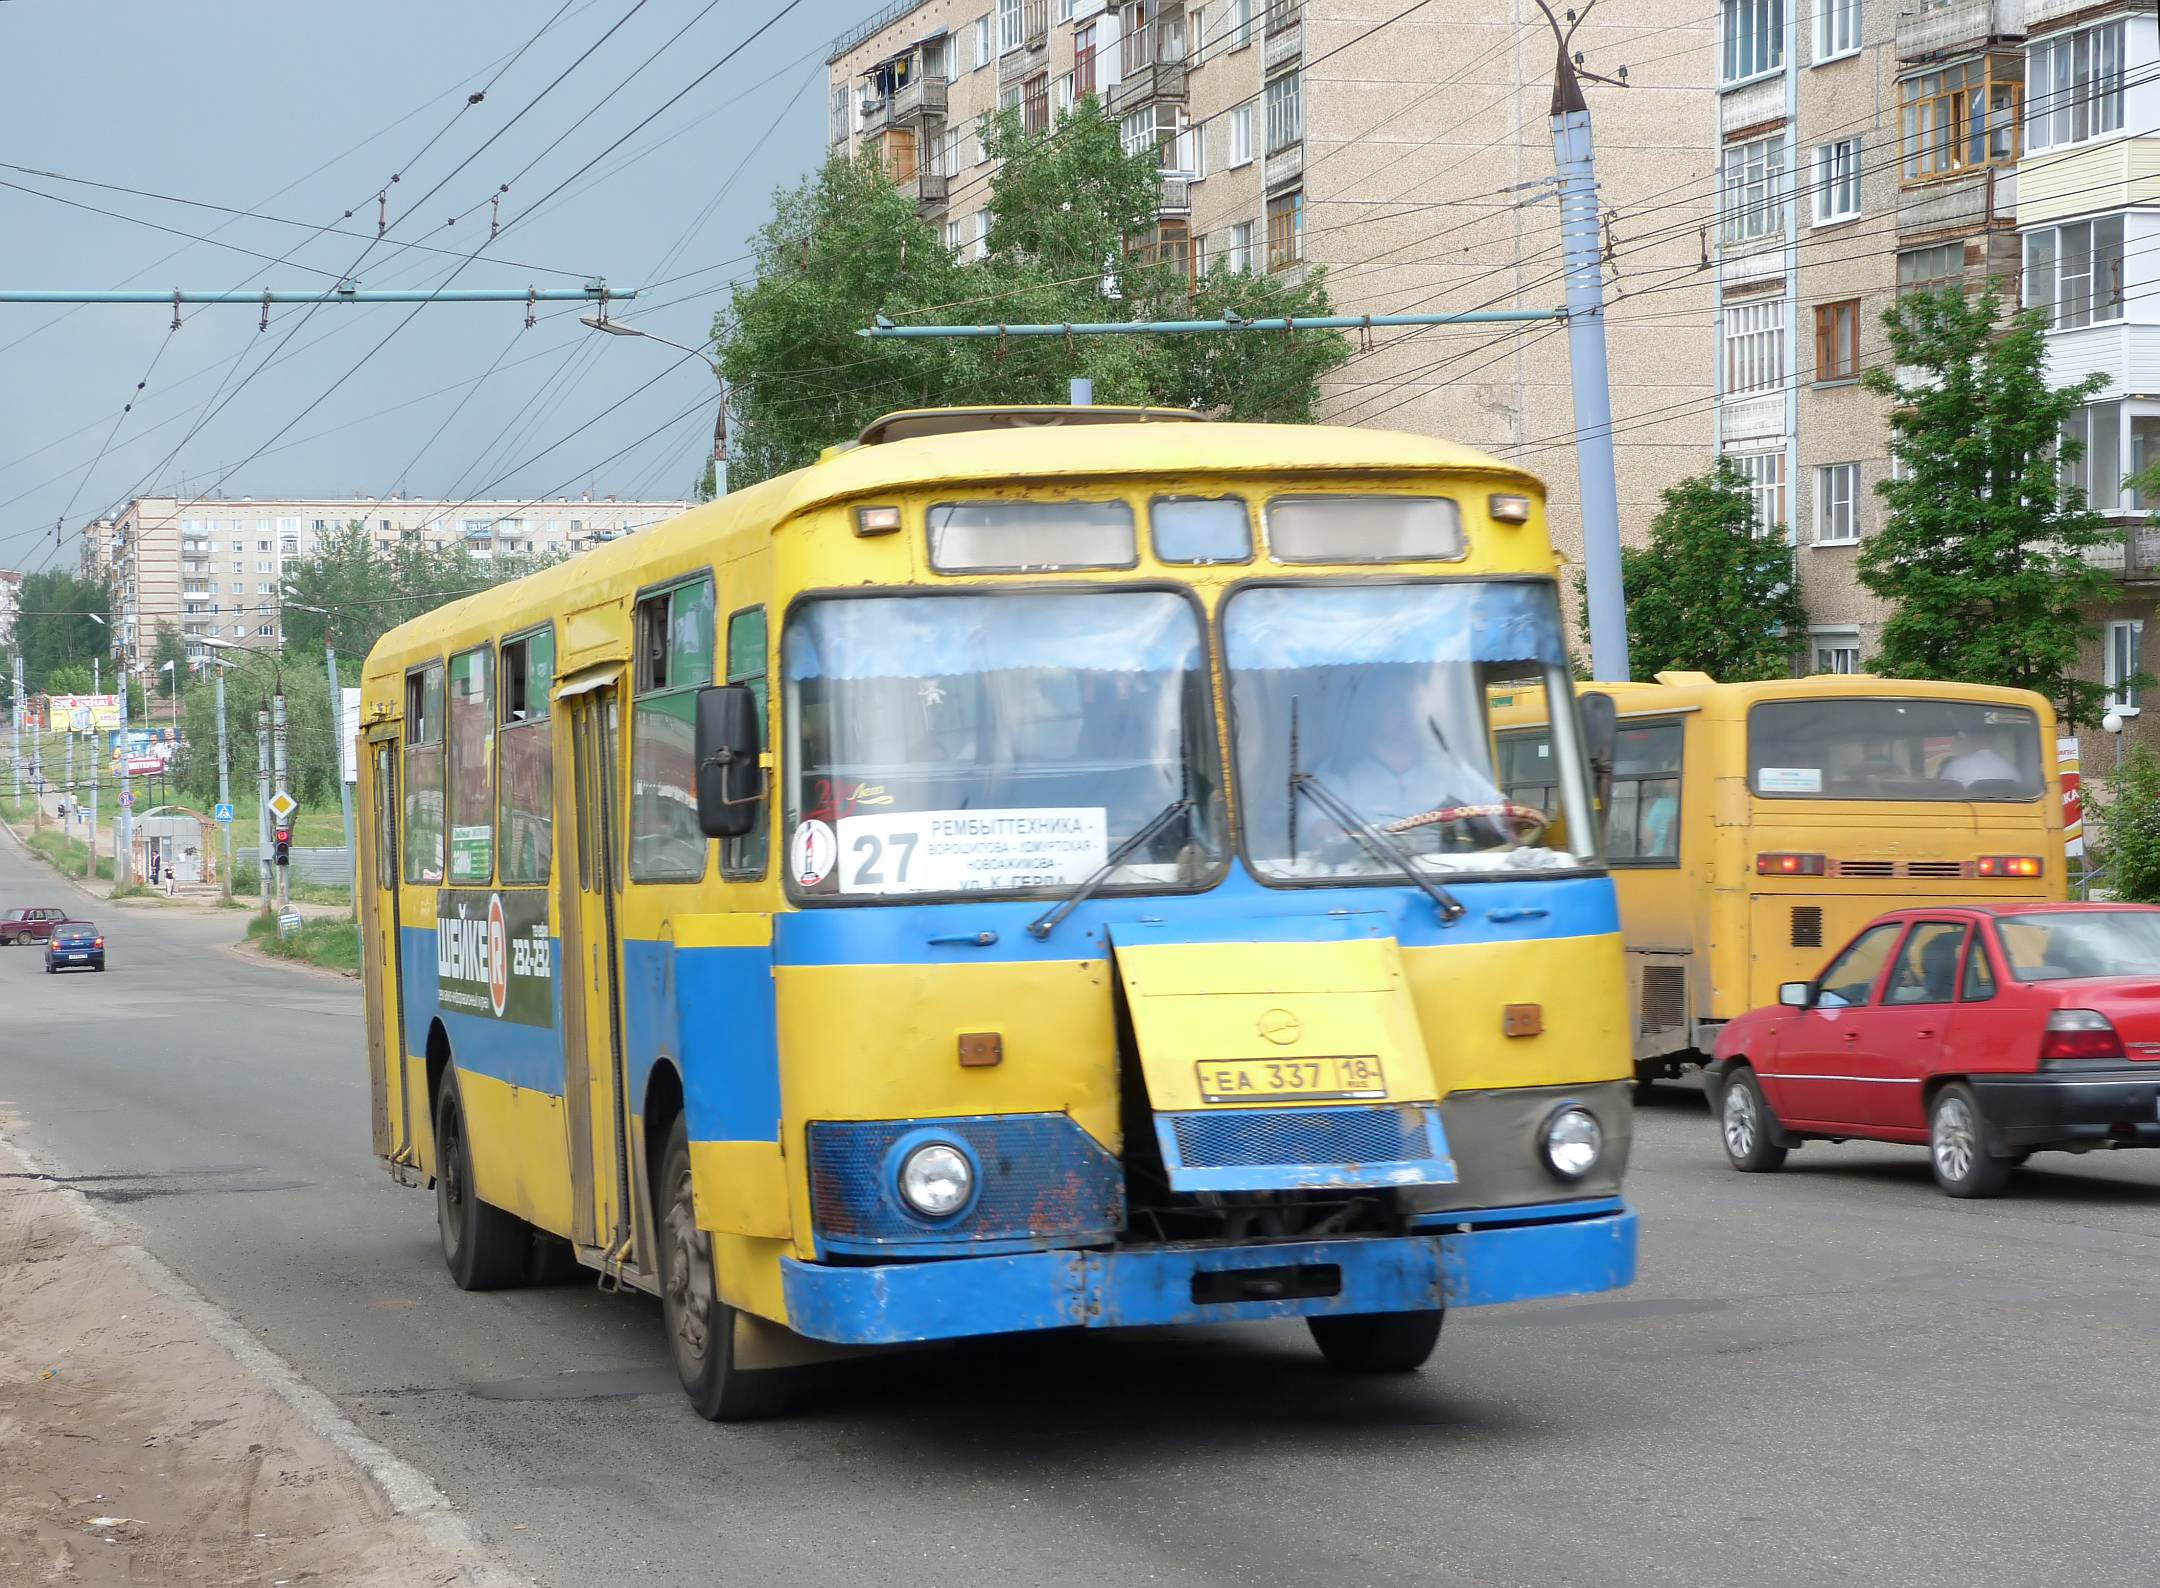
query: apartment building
82 494 687 665
828 0 1719 579
0 569 20 648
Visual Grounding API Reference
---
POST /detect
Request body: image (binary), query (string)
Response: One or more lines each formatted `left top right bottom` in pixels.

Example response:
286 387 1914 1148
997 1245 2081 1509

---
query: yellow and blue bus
1495 671 2065 1084
355 406 1638 1419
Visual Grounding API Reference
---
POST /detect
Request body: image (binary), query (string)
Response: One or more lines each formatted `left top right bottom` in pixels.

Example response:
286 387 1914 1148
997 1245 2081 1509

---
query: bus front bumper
778 1205 1636 1346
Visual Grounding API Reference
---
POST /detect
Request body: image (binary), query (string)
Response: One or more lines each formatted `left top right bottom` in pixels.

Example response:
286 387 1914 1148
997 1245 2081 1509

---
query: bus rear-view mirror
1579 692 1617 844
694 684 762 839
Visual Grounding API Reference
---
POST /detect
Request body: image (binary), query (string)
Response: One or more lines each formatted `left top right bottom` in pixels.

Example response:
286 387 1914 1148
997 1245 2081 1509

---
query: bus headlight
897 1142 974 1218
1541 1106 1603 1181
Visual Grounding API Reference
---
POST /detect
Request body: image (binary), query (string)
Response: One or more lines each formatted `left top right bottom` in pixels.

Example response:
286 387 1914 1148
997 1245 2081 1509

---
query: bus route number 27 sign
436 889 552 1025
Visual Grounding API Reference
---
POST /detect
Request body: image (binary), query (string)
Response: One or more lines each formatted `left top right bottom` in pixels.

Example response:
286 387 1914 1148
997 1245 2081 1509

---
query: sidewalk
0 1128 523 1587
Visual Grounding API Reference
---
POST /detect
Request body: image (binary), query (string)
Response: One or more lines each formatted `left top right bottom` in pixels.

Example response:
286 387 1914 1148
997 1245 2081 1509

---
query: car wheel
1929 1083 2011 1199
1308 1308 1444 1373
657 1115 789 1421
433 1079 531 1290
1719 1067 1788 1173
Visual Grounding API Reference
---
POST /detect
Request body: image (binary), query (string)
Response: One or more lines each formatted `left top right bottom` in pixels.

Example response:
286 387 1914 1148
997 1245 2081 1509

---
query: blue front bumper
779 1205 1637 1346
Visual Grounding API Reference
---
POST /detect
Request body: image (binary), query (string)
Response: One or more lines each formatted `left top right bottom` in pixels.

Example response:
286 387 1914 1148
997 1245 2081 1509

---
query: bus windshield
783 591 1224 899
1222 581 1598 882
1749 698 2045 801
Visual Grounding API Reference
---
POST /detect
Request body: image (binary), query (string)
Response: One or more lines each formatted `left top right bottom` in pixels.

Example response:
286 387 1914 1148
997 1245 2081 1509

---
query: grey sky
0 0 870 575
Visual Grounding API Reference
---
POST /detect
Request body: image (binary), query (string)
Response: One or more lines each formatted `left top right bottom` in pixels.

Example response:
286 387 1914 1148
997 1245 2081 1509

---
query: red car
1705 902 2160 1197
0 906 66 946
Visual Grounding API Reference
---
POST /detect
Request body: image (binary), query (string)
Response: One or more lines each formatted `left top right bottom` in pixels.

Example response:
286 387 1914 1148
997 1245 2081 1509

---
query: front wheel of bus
1308 1308 1444 1373
434 1080 531 1291
657 1118 788 1421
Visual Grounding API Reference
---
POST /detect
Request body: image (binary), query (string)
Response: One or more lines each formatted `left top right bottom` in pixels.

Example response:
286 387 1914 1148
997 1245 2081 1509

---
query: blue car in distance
45 920 105 973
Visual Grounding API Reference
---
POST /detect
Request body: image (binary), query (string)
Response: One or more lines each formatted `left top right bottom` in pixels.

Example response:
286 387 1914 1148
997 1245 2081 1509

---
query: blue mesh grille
1169 1104 1434 1168
808 1115 1123 1249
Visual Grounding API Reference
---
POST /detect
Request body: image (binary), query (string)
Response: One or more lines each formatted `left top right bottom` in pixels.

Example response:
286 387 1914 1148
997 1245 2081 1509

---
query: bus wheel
1308 1308 1444 1373
1718 1067 1787 1173
434 1080 530 1291
657 1117 788 1421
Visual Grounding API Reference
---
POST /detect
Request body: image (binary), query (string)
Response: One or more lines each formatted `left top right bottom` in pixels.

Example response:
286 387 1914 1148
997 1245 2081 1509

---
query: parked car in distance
43 920 105 974
1705 903 2160 1197
0 906 66 945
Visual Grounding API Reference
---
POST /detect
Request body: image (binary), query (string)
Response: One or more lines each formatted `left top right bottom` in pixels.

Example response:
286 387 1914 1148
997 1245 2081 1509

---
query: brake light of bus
1975 855 2043 879
1755 852 1826 876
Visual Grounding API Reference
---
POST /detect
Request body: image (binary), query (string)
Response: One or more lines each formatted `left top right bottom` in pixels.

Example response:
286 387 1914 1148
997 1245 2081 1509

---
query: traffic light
273 826 291 867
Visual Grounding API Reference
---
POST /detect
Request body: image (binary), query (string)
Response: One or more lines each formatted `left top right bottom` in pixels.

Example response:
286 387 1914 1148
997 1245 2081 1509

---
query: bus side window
447 645 495 884
722 606 768 880
630 576 716 884
499 627 554 885
1611 720 1683 865
403 663 446 885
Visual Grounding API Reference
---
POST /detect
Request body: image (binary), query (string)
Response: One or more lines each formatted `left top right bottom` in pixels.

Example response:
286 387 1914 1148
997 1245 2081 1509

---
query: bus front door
557 679 637 1280
358 731 413 1175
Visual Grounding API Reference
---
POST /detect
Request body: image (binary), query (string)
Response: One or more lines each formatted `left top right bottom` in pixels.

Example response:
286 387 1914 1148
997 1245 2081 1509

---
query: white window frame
2061 399 2124 512
1810 628 1863 675
1229 104 1255 166
2106 618 2144 713
1227 0 1255 46
1229 219 1256 272
1731 450 1788 534
999 0 1023 53
975 14 993 66
1056 71 1075 113
972 209 992 261
2027 21 2125 154
1814 462 1861 544
1722 134 1788 246
1812 137 1862 223
1265 70 1302 153
2023 215 2125 331
1723 0 1785 85
1724 299 1786 397
1815 0 1860 63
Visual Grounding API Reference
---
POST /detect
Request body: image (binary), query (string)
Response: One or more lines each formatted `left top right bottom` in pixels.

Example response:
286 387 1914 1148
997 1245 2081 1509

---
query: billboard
2060 736 2084 859
48 694 121 734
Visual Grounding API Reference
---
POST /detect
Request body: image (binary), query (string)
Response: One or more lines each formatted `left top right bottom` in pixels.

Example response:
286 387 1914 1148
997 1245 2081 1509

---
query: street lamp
579 314 728 489
2104 708 2127 772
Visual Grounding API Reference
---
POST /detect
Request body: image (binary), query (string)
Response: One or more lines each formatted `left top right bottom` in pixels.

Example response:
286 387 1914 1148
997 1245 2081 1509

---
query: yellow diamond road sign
268 791 299 825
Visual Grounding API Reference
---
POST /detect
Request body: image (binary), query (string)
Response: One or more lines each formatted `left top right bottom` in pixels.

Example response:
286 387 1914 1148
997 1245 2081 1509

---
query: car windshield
1995 912 2160 981
783 591 1224 899
1748 698 2045 800
1222 581 1598 881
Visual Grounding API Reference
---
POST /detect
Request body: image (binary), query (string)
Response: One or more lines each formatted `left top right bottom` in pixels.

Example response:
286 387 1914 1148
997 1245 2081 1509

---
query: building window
946 217 963 254
1723 0 1784 83
2106 619 2144 712
1056 71 1074 114
2061 400 2123 511
1811 629 1863 674
999 0 1022 53
1266 190 1303 269
1023 71 1049 132
1815 463 1860 543
1721 134 1787 245
1229 104 1254 165
1227 0 1254 45
974 14 992 66
1897 240 1963 296
973 209 991 260
1057 0 1075 20
1814 298 1860 380
2025 216 2125 330
1731 451 1788 532
1724 299 1785 397
1812 137 1862 222
1901 57 2021 181
1265 69 1302 153
2027 21 2124 153
1817 0 1860 60
1228 218 1256 272
1075 23 1097 93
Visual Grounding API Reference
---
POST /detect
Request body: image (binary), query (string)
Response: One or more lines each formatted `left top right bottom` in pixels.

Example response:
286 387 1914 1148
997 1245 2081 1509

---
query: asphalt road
5 828 2160 1588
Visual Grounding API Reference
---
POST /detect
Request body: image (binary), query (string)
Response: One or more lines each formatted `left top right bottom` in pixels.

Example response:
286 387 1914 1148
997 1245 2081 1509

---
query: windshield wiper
1290 772 1467 926
1026 797 1192 941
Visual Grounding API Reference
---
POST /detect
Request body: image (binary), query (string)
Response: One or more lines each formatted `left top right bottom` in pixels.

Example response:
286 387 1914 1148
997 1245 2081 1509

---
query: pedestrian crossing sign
213 802 235 824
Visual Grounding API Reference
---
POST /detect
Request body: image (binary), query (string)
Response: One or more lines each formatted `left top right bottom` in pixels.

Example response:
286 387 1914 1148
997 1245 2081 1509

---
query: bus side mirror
694 684 762 839
1578 693 1617 839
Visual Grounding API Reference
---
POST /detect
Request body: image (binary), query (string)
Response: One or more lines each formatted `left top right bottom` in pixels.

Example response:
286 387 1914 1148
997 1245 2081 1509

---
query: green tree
1862 289 2118 726
12 570 110 685
1596 460 1809 681
43 662 93 696
282 521 558 660
2089 744 2160 901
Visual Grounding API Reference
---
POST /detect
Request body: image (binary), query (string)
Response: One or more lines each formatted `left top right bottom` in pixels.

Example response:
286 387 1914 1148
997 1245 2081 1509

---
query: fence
236 846 354 888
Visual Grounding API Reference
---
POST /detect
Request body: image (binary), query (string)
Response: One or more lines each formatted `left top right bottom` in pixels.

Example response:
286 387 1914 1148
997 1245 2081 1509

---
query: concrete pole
115 665 132 888
256 705 272 910
1550 56 1632 684
326 641 356 888
271 690 289 912
215 666 232 902
9 653 19 803
88 657 99 879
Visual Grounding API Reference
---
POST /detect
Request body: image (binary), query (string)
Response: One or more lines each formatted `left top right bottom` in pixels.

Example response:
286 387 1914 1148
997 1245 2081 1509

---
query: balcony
1025 0 1048 49
2085 522 2160 583
908 168 951 213
1264 141 1304 190
1896 0 2023 61
860 72 948 131
1158 172 1194 216
1108 56 1188 116
1264 15 1301 71
182 586 210 600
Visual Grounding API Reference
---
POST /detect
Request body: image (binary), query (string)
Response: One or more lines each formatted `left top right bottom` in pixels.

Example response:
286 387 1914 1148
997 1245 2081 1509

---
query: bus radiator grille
1154 1104 1455 1193
806 1115 1124 1251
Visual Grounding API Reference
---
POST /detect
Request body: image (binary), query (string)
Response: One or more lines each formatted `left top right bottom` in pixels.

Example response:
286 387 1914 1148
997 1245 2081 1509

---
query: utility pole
325 639 356 884
9 653 19 804
215 665 232 902
1539 0 1633 684
271 689 289 912
88 657 99 880
256 705 272 911
115 663 133 888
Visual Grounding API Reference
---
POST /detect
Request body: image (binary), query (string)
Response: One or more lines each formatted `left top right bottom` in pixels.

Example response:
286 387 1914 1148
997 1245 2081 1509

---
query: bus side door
357 729 413 1169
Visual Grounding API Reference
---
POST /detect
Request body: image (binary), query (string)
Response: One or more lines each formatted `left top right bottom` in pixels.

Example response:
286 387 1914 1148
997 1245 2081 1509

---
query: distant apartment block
0 569 19 648
83 494 687 664
827 0 1720 580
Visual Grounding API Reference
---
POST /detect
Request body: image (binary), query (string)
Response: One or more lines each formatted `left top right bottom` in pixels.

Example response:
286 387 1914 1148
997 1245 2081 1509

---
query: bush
244 911 361 973
2089 745 2160 902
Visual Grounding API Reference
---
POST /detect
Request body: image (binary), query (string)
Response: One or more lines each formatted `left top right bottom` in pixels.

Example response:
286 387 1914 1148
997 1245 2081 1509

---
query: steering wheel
1387 801 1551 846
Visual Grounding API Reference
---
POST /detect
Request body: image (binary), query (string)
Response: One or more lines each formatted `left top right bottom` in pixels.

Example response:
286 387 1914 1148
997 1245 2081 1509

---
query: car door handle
1915 1028 1935 1039
1842 1031 1859 1043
